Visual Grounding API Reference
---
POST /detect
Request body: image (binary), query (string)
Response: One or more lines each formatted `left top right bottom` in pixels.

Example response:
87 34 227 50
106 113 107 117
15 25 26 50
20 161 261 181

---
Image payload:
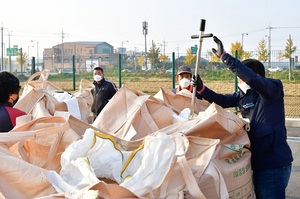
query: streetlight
31 40 39 69
121 40 129 54
158 40 167 69
142 21 148 70
241 33 248 50
8 30 12 72
121 40 129 67
1 26 13 71
265 34 271 68
1 25 3 71
27 46 30 68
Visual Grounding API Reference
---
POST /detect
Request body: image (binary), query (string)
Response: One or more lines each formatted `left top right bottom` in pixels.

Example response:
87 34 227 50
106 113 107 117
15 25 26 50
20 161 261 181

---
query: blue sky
1 0 299 58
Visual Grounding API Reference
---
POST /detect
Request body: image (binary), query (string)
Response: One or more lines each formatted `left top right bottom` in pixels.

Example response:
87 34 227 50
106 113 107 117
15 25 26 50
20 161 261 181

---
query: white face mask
179 78 191 89
238 82 251 94
94 74 102 82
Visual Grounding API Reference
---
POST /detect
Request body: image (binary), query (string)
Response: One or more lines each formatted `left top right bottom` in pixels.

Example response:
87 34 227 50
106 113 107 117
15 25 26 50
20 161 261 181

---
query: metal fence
127 48 300 118
14 50 300 118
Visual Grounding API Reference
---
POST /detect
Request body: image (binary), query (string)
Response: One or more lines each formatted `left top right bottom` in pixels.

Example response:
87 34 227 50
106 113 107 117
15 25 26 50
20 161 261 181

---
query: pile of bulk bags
0 71 254 199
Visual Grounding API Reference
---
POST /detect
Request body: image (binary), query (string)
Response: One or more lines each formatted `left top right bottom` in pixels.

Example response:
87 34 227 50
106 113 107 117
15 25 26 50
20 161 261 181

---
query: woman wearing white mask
91 67 118 120
171 65 202 99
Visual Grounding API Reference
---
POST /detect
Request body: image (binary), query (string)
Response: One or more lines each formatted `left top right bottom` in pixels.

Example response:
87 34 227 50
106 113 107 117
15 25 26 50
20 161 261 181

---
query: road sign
7 48 18 56
191 45 198 54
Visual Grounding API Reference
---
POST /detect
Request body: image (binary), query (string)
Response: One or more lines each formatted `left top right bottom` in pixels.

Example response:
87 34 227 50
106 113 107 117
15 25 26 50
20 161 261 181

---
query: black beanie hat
242 59 266 77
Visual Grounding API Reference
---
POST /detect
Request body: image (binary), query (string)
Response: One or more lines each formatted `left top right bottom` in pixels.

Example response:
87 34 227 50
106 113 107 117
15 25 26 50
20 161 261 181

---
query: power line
272 26 300 29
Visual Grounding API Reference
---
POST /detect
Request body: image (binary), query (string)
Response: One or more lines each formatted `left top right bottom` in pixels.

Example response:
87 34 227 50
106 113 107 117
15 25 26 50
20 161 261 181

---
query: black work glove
192 74 203 92
212 36 225 58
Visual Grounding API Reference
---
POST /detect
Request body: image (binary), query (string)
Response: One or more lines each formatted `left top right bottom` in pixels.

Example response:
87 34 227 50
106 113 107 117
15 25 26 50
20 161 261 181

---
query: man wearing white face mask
171 65 202 99
91 67 118 120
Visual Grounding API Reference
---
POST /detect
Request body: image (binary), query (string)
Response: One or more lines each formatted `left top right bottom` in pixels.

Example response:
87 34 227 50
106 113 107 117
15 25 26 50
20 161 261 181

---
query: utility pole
266 26 274 68
163 39 166 56
121 40 129 67
162 40 167 70
55 30 67 72
142 21 148 70
90 48 93 68
289 34 292 81
31 40 39 70
177 45 180 67
20 48 23 74
157 42 163 69
241 33 248 51
27 46 30 69
8 30 12 72
61 29 65 71
152 40 154 69
134 46 137 71
1 24 3 71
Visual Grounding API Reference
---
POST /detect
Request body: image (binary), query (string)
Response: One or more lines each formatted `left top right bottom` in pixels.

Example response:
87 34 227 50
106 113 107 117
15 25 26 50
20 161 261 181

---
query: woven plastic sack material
4 116 81 171
143 134 226 199
52 79 94 122
154 87 210 115
212 142 253 198
22 69 62 96
120 132 177 197
73 79 94 109
14 87 57 118
60 128 124 186
120 102 251 199
0 119 69 199
16 70 93 122
48 122 228 198
35 181 139 199
57 129 178 197
93 86 174 140
15 69 60 117
72 79 94 121
0 114 104 198
7 113 99 170
160 103 253 199
197 161 228 198
0 142 138 199
0 144 57 199
184 103 254 198
57 98 251 198
54 112 99 137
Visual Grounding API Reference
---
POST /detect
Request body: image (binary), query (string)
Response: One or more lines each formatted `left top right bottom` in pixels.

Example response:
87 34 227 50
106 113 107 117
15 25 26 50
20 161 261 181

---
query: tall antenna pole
9 30 11 72
142 21 148 70
61 29 64 71
266 26 274 68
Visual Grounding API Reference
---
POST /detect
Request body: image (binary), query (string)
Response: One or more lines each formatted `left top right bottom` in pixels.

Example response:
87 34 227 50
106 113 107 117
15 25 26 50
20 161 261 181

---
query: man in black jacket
193 36 293 198
91 67 117 120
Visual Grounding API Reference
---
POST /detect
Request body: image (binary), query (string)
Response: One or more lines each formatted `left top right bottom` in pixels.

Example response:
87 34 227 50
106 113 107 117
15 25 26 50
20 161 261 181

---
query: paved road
286 124 300 199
